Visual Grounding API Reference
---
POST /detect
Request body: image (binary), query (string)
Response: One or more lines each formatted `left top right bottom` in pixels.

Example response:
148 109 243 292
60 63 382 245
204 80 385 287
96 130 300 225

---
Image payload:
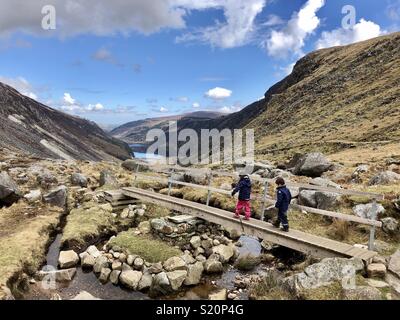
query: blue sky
0 0 399 127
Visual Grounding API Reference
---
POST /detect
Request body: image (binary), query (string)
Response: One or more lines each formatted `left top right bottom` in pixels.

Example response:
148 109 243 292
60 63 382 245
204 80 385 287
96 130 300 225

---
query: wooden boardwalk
122 187 377 262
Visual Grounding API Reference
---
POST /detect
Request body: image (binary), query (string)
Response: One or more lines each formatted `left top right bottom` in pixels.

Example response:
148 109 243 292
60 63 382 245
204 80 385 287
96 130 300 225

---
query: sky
0 0 399 128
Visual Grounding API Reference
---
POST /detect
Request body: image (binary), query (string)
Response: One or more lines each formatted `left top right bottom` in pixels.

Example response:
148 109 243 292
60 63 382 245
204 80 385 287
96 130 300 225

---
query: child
272 177 292 232
231 173 252 220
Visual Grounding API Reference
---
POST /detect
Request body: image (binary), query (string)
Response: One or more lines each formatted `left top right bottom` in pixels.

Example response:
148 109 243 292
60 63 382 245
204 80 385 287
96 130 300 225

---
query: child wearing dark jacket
231 174 252 220
272 177 292 232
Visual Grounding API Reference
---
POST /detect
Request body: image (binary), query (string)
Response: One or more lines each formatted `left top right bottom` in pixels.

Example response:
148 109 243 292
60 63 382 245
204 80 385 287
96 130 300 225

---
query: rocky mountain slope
0 82 131 161
111 111 224 144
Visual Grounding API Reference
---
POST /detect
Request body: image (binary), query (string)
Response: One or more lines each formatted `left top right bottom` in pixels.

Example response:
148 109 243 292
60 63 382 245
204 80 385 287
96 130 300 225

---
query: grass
299 282 343 300
327 219 350 241
0 203 62 298
249 271 294 300
108 230 182 263
235 254 261 271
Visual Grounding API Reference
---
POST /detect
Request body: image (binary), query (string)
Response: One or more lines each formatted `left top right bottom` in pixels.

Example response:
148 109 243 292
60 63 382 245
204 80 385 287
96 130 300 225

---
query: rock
151 272 172 295
122 263 132 271
112 261 122 271
260 240 277 251
372 255 387 265
381 217 399 235
72 291 100 300
196 255 206 262
201 239 213 250
194 247 205 257
315 192 341 210
36 171 58 188
138 272 153 291
151 218 168 232
342 286 382 300
183 172 209 185
367 263 386 279
119 270 143 290
0 171 22 206
136 208 145 216
24 189 41 203
353 203 385 220
184 262 204 286
388 250 400 278
99 268 112 284
81 254 96 269
265 169 293 179
369 171 400 186
310 178 341 189
366 279 389 288
148 262 163 274
133 257 144 270
292 153 333 177
181 253 196 265
164 257 187 272
224 227 242 240
110 270 121 285
212 244 235 263
167 270 187 291
127 255 136 266
43 186 67 208
121 160 139 171
71 173 88 187
119 253 127 263
138 221 151 234
58 250 79 269
93 256 109 273
385 273 400 294
37 268 77 282
204 258 223 274
99 170 119 187
86 245 101 258
190 236 202 249
298 190 317 208
209 289 227 300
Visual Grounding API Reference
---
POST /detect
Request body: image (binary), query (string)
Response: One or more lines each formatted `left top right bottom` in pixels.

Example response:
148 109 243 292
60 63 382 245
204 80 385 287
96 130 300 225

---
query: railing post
206 173 213 206
260 180 269 221
368 198 378 251
133 164 140 187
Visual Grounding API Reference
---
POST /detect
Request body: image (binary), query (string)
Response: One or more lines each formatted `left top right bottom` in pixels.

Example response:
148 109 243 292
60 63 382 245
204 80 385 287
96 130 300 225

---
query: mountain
115 32 400 159
0 82 132 161
111 111 224 144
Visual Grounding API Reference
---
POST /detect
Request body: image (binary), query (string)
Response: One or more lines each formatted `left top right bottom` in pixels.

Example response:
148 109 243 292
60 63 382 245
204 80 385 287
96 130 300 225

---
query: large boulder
151 272 172 295
342 286 382 300
93 256 109 273
138 272 153 291
58 250 79 269
369 171 400 186
184 262 204 286
292 153 333 177
43 186 67 208
211 245 235 263
121 159 139 171
99 268 112 284
314 191 341 211
353 203 385 220
70 173 88 187
167 270 187 291
99 170 119 188
367 263 386 279
163 257 187 272
204 258 223 274
298 190 317 208
388 250 400 278
119 270 142 290
0 171 22 206
183 172 209 185
381 217 399 235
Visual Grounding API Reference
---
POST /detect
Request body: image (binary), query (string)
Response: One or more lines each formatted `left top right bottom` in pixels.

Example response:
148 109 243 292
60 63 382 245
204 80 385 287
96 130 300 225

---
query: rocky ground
1 147 399 300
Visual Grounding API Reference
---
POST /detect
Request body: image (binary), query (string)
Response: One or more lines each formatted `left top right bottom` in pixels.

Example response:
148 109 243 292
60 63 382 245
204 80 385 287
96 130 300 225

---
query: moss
108 230 182 263
144 203 171 219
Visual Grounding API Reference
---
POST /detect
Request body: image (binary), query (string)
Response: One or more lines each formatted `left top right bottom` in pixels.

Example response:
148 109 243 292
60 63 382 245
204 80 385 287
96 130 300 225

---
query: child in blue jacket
272 177 292 232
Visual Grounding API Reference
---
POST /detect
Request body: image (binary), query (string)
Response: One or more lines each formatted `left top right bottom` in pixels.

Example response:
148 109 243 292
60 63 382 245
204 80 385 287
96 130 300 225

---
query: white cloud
218 104 241 113
159 106 168 112
192 102 200 108
387 0 400 21
316 19 384 49
63 92 75 105
0 76 38 99
282 62 295 75
205 87 232 100
262 14 285 27
265 0 325 58
176 0 267 48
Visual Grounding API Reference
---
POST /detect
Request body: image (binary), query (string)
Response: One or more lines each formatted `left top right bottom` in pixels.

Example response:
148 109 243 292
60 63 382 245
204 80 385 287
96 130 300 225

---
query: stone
148 262 163 274
292 153 333 177
353 203 385 220
151 218 168 232
369 171 400 186
86 245 101 258
193 247 205 257
265 169 293 179
133 257 144 270
120 208 129 219
37 268 76 282
93 256 109 273
211 244 235 263
121 160 139 171
168 215 197 224
0 172 22 206
110 270 121 285
163 256 187 272
201 239 213 250
181 253 196 265
24 189 41 203
127 255 136 266
44 186 67 208
122 263 132 271
209 289 227 300
58 250 79 269
314 191 341 210
151 272 172 295
99 268 112 283
342 286 382 300
36 171 58 187
184 262 204 286
365 279 390 288
388 250 400 278
70 173 88 187
72 291 100 300
167 270 187 291
204 258 223 273
81 254 96 269
136 208 145 216
385 273 400 294
119 253 127 263
224 227 242 240
99 170 119 187
190 236 201 249
138 272 153 291
138 221 151 234
196 255 206 262
112 261 122 271
381 217 399 235
119 270 142 290
298 190 317 208
367 263 386 279
310 177 341 189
